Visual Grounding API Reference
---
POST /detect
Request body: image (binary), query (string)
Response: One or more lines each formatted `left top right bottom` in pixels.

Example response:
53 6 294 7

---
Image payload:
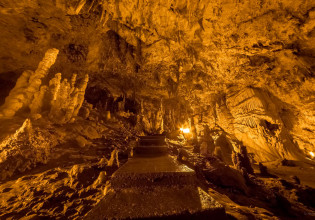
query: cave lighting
310 151 315 158
180 128 190 133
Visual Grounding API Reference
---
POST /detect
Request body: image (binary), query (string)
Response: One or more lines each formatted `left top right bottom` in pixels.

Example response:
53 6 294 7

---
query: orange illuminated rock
0 49 59 118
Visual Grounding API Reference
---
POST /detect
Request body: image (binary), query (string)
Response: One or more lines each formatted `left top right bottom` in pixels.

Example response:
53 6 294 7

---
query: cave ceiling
1 0 314 99
0 0 314 160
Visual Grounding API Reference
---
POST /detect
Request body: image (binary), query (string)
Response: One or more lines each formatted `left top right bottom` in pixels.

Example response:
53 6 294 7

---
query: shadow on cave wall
84 86 140 115
0 72 20 106
261 88 299 132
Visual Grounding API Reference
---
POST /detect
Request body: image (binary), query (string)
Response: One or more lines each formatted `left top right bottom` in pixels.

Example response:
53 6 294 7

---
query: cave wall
0 0 314 162
92 0 315 161
215 87 306 162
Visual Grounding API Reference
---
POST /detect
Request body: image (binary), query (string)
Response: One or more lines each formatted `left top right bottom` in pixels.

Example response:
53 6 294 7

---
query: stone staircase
85 136 226 219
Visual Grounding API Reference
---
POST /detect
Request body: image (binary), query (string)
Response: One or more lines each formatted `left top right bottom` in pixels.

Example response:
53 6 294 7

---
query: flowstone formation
216 87 306 162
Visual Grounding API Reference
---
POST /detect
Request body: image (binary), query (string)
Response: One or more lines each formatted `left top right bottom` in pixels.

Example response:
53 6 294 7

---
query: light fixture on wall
180 128 190 134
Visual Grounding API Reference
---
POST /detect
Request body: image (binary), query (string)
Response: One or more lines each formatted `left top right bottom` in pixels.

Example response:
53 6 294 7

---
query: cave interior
0 0 315 219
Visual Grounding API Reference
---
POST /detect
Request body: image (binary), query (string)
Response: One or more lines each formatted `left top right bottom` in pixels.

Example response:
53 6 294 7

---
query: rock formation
0 49 59 118
139 100 164 134
107 148 120 167
232 145 254 175
214 133 233 164
48 73 89 124
0 119 57 180
0 48 89 124
1 0 313 161
216 87 306 162
202 125 215 154
0 1 315 219
30 85 48 117
258 162 269 176
204 157 249 194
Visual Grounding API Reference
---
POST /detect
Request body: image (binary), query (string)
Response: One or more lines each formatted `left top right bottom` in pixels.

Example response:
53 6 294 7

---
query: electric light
180 128 190 133
310 151 314 158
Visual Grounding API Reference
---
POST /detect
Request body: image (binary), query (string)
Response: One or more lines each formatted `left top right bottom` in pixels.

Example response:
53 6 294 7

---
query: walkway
85 136 226 219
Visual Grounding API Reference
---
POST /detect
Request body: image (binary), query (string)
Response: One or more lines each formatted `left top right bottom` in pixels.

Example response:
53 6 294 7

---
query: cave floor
260 160 315 188
1 125 315 219
0 117 133 219
86 154 225 219
0 142 113 219
1 154 315 219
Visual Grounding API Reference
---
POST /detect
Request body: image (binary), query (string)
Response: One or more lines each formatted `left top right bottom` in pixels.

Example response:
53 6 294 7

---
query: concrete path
85 136 226 219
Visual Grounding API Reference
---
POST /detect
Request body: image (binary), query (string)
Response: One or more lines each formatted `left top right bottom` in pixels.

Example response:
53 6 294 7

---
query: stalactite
73 74 89 117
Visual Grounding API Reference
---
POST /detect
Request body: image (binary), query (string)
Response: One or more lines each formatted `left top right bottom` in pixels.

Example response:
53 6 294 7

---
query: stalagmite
73 74 89 117
0 1 315 219
0 48 88 124
30 85 48 117
107 148 119 167
48 74 89 124
49 73 62 102
0 49 59 118
232 145 254 175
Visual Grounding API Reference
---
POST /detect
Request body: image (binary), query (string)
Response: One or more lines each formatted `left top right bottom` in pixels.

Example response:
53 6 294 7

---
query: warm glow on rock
180 128 190 134
0 0 315 219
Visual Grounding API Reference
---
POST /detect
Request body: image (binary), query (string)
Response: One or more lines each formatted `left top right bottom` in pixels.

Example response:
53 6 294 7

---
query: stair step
134 145 168 155
84 186 226 220
139 135 166 146
84 136 226 219
111 155 195 188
